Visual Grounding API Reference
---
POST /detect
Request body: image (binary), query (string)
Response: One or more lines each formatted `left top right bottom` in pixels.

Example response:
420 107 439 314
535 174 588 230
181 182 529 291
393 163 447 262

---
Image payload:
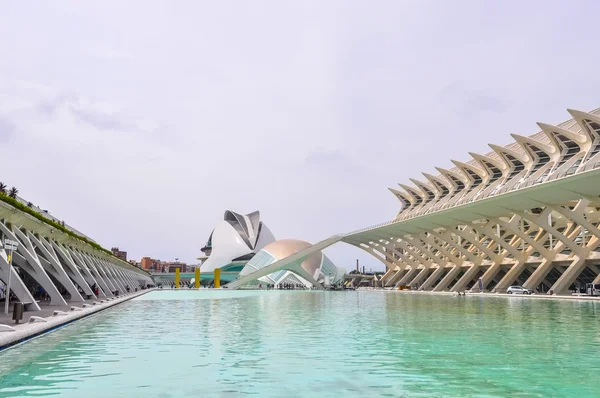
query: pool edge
0 289 154 352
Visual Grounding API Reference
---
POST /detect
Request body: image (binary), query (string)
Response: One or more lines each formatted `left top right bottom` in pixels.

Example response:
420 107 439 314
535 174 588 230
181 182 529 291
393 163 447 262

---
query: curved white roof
237 239 346 288
201 210 275 272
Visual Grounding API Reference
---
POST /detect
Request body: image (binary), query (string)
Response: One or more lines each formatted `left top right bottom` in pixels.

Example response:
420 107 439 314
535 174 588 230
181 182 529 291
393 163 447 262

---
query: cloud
88 48 134 61
305 149 359 172
35 94 129 130
439 81 510 116
0 0 599 273
70 106 129 131
0 116 14 142
29 91 169 145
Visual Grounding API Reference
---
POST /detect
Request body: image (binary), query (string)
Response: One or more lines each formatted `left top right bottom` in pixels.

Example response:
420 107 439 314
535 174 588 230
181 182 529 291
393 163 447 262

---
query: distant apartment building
140 256 191 273
167 261 188 273
111 247 127 261
140 257 179 272
140 257 153 270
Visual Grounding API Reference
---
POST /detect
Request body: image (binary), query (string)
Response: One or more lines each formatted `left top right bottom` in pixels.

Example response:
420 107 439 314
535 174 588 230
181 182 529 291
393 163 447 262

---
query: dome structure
236 239 346 288
200 210 275 273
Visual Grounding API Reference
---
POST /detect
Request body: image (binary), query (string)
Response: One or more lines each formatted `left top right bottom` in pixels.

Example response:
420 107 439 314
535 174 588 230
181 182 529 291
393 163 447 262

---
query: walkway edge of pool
0 289 154 351
377 288 600 301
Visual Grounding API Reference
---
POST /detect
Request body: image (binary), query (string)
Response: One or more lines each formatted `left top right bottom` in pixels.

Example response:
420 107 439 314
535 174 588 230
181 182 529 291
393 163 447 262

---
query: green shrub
0 193 114 256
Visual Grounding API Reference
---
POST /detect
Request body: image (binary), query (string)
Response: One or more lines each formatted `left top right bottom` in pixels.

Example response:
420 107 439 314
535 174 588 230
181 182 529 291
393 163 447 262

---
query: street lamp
3 238 19 315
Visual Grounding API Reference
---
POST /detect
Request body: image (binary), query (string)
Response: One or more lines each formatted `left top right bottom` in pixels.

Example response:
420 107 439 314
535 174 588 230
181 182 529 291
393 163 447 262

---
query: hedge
0 193 114 256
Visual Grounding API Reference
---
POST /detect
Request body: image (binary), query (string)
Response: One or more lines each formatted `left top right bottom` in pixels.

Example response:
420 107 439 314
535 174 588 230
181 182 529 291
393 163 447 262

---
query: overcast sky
1 1 599 271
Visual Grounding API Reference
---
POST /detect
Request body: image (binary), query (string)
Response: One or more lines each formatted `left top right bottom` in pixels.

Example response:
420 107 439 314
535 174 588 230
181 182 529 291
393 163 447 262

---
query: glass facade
238 250 276 277
237 241 346 288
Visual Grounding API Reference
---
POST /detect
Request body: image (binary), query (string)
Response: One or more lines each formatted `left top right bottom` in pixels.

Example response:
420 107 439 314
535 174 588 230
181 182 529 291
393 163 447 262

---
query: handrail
345 161 600 236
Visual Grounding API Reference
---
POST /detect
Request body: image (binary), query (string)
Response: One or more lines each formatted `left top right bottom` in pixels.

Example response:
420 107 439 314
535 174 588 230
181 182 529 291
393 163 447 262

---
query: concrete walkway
372 288 600 302
0 289 154 350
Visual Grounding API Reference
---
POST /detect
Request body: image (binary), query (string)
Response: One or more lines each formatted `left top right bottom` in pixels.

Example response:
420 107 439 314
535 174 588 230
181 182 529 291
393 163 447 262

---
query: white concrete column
393 238 445 290
452 263 484 292
50 241 95 298
491 215 556 291
544 201 600 294
102 262 126 291
354 238 412 288
421 231 475 290
0 248 40 310
115 266 137 290
433 264 463 291
81 252 115 296
129 271 142 288
70 249 107 298
350 239 402 276
380 267 397 286
397 267 420 286
27 232 84 302
397 242 448 290
408 267 433 288
420 266 448 290
471 217 530 291
388 268 409 287
451 225 504 292
129 270 143 288
96 259 120 293
410 234 464 290
371 242 426 287
102 261 126 293
0 223 66 306
113 267 131 289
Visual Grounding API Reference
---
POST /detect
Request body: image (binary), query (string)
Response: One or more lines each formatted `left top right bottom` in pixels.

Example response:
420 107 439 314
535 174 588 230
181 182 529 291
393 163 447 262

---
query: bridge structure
228 107 600 295
0 199 153 311
343 273 378 288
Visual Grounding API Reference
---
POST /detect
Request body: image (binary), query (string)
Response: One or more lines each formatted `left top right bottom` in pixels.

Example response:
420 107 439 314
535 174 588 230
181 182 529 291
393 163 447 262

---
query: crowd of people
257 283 310 290
152 280 346 290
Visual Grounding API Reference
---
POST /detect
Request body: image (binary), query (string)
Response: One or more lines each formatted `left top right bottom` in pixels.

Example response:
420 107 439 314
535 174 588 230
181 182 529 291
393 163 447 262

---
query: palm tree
8 187 18 198
0 182 6 195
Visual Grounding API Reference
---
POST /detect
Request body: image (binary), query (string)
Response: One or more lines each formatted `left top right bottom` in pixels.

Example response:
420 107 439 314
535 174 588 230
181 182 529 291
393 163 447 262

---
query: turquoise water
1 291 600 397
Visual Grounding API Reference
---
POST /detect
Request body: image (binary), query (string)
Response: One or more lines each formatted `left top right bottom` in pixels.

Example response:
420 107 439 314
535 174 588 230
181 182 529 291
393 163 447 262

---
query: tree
0 182 6 195
8 187 18 198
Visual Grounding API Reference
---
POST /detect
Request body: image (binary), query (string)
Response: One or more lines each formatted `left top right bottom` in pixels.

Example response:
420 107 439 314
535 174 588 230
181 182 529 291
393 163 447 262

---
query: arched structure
0 201 152 309
235 239 345 289
227 106 600 295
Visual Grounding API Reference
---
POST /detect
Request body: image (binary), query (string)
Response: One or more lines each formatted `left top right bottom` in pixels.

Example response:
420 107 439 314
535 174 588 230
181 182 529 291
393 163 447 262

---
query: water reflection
0 291 599 397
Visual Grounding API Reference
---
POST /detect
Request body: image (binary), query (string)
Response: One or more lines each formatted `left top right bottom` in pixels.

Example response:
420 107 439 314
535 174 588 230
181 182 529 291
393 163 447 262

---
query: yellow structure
195 267 200 289
175 268 180 289
214 268 221 288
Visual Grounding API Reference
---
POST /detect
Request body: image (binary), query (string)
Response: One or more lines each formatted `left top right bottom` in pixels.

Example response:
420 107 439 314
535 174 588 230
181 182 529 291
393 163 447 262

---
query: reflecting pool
1 290 600 397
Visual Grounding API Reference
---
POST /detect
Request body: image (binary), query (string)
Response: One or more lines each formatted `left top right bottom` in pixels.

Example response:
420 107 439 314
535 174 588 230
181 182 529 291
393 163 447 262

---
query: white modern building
199 211 346 289
228 106 600 296
236 239 346 289
199 210 276 275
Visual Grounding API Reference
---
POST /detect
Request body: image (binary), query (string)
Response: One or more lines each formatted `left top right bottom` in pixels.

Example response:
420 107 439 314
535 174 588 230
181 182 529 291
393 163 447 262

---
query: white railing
346 160 600 236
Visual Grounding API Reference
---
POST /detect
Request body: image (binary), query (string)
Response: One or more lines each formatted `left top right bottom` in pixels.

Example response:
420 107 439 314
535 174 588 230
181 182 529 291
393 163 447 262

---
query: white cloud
88 48 134 61
0 0 599 271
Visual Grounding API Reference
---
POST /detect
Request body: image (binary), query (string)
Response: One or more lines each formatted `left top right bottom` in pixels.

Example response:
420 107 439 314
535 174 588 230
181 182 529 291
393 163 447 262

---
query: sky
1 1 599 271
